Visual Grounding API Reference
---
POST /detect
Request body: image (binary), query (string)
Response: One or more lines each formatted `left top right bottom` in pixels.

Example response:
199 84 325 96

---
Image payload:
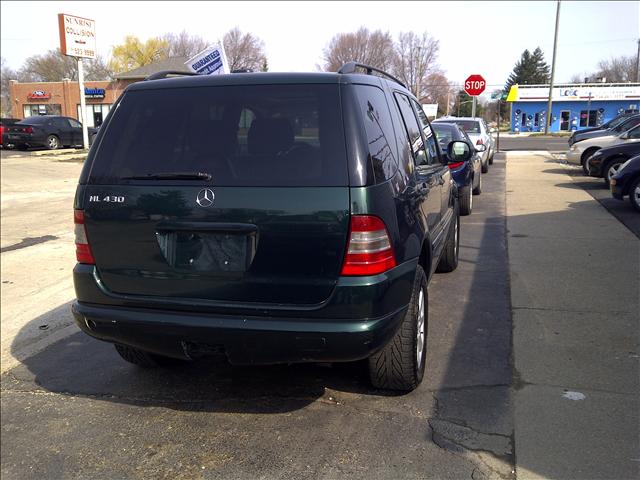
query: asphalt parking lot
1 141 638 479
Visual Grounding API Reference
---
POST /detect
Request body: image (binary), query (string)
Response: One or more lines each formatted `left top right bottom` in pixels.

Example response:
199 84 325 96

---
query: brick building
7 56 190 127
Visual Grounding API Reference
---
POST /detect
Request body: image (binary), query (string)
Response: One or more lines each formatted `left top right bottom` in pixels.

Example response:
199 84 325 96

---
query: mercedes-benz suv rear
72 65 465 391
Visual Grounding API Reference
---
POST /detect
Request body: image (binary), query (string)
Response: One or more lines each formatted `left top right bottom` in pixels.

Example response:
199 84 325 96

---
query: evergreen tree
504 47 550 93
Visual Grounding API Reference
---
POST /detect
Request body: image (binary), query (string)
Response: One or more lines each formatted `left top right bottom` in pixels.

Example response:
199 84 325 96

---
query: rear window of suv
452 120 481 133
89 84 348 187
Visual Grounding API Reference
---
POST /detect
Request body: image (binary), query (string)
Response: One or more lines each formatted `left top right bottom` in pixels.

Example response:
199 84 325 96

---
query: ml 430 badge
88 195 125 203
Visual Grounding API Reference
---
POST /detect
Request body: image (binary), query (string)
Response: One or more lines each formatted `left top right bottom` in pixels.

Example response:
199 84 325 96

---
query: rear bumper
72 301 407 365
72 260 417 364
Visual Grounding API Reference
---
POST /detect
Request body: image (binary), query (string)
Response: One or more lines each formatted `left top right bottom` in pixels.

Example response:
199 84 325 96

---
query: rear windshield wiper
121 172 212 181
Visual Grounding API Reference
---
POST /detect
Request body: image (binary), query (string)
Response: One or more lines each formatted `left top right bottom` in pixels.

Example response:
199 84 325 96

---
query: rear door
393 92 442 244
67 117 83 146
83 83 350 306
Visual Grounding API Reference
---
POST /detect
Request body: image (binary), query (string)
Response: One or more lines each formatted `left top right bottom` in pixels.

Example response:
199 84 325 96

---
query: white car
433 117 495 173
567 124 640 173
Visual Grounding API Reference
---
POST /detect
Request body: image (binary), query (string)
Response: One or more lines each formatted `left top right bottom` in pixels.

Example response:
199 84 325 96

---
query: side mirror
447 140 472 163
489 127 497 133
475 144 487 152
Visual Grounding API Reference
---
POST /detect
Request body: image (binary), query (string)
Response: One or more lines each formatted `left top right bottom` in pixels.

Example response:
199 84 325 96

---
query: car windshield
452 120 481 133
613 116 640 133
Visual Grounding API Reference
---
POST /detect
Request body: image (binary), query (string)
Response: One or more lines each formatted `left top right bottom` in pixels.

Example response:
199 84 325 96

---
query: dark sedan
570 114 640 146
587 140 640 186
610 155 640 212
568 111 638 146
4 115 97 150
432 121 483 216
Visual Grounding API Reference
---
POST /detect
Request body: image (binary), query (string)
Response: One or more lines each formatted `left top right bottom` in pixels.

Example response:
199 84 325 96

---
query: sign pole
77 58 89 149
471 96 477 118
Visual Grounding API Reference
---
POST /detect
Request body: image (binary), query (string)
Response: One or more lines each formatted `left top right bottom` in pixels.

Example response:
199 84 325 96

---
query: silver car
433 116 495 173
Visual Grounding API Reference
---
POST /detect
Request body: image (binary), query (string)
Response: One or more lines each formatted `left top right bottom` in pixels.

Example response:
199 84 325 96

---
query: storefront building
507 83 640 133
6 56 191 126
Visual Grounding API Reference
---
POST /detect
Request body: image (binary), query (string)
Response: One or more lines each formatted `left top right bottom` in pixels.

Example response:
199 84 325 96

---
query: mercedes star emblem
196 188 215 207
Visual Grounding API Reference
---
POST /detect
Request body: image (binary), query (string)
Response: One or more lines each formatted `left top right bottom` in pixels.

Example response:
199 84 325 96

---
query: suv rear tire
368 264 427 391
436 206 460 273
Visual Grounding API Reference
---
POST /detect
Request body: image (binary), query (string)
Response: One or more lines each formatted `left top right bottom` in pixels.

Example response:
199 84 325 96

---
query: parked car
433 116 494 172
610 155 640 212
586 141 640 186
568 111 638 146
432 121 483 215
569 114 640 147
0 117 20 148
567 124 640 173
71 63 470 392
4 115 97 150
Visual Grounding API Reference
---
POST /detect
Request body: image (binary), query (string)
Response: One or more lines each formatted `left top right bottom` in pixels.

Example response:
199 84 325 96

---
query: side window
627 126 640 139
355 85 398 182
67 118 81 128
53 118 67 129
411 99 439 165
394 93 428 168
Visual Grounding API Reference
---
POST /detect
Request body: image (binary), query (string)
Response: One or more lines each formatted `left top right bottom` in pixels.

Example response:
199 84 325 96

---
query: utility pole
545 0 561 134
636 38 639 83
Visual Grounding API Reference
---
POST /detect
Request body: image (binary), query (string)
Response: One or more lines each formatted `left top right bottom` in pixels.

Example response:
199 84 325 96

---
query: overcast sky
1 0 638 92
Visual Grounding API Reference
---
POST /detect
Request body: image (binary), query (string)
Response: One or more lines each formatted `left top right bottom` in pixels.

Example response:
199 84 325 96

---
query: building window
580 110 597 127
24 104 61 117
77 104 112 127
521 112 526 127
534 113 539 127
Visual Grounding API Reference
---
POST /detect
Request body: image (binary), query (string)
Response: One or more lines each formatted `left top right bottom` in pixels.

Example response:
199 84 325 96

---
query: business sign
27 90 51 100
58 13 96 58
421 103 438 117
84 87 105 99
507 84 640 102
185 45 229 75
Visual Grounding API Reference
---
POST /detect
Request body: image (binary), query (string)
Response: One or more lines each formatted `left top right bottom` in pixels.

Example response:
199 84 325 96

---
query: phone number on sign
69 47 95 57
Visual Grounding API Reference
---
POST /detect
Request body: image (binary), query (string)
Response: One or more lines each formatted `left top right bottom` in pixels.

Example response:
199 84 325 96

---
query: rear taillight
448 161 464 169
74 210 95 264
341 215 396 276
476 138 484 145
24 127 33 134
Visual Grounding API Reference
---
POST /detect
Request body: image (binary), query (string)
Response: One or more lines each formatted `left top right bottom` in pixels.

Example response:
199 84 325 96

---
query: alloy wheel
416 288 425 369
606 163 622 184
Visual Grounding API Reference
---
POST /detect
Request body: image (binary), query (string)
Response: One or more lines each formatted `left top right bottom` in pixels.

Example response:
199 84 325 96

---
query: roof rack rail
337 61 406 89
144 71 201 81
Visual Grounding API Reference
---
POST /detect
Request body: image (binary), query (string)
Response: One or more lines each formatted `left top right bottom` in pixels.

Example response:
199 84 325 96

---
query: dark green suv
72 63 470 391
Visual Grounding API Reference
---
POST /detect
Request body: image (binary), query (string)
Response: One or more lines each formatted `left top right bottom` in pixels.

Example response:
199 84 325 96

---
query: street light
458 100 473 117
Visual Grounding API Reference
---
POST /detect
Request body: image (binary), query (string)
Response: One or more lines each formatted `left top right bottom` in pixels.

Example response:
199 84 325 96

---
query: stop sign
464 74 486 96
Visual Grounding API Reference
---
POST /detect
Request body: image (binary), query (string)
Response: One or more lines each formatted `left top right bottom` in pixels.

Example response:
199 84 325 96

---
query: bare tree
393 31 440 98
420 71 454 116
162 31 209 58
1 57 19 116
322 28 395 72
18 49 112 81
594 55 636 83
223 27 268 72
